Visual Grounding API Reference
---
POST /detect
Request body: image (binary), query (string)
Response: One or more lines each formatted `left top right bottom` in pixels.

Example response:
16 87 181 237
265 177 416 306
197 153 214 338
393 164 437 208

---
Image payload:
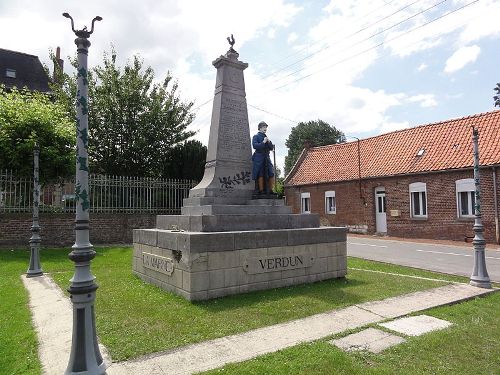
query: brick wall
0 213 156 247
285 167 500 244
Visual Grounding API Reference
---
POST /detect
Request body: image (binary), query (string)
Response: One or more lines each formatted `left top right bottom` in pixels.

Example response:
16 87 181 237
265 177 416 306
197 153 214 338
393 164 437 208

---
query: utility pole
62 12 106 374
469 127 491 289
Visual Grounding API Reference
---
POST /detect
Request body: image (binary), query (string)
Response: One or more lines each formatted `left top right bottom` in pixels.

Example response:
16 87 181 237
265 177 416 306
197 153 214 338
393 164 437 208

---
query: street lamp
27 143 42 277
62 12 106 374
469 127 491 289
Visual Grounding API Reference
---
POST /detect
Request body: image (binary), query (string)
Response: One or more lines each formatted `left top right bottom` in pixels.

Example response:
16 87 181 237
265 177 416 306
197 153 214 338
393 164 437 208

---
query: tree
162 140 207 180
494 83 500 107
0 86 74 182
284 119 345 176
51 48 196 177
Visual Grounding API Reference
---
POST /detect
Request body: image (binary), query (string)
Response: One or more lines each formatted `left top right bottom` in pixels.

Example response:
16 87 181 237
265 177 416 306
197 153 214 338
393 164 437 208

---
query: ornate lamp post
27 143 43 277
62 12 106 374
469 127 491 289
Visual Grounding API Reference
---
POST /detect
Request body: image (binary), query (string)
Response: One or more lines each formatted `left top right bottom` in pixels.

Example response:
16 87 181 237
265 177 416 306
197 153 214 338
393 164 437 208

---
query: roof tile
286 110 500 186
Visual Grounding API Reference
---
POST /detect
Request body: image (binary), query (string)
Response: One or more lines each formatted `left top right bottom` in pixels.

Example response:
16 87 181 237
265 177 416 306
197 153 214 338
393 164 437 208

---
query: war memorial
132 39 347 301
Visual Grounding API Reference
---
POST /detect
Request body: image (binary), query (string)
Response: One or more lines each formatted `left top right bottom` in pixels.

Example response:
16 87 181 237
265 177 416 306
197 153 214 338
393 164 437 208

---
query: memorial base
132 227 347 301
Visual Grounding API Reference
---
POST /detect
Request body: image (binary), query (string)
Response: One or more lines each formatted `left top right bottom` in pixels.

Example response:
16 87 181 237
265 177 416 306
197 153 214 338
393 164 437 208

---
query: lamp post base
469 279 492 289
65 290 105 375
27 248 43 277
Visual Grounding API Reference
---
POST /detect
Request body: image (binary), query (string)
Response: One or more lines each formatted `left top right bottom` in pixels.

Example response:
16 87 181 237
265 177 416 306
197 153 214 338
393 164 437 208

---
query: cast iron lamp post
27 143 43 277
469 127 491 289
62 12 106 374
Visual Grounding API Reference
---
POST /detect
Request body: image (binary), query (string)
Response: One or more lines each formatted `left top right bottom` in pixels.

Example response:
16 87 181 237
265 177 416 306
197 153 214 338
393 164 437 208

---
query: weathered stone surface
244 252 314 274
379 315 452 336
330 328 406 353
181 204 292 215
132 48 348 301
188 52 253 203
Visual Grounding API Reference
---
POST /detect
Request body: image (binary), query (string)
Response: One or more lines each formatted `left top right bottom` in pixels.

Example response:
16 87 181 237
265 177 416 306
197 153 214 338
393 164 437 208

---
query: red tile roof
285 110 500 186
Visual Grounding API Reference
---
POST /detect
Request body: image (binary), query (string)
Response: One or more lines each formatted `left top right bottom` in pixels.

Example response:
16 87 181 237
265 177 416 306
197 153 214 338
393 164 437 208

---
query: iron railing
0 170 197 214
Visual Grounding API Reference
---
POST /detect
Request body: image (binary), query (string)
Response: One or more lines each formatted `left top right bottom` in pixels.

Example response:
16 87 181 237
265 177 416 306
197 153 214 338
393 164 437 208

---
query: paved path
23 275 495 375
348 236 500 282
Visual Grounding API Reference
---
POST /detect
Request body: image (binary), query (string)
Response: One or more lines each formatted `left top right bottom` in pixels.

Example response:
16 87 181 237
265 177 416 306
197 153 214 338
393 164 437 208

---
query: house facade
0 48 51 93
284 110 500 244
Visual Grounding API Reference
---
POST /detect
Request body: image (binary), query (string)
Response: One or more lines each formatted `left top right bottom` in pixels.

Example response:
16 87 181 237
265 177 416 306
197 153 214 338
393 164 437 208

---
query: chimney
53 46 64 82
303 140 312 150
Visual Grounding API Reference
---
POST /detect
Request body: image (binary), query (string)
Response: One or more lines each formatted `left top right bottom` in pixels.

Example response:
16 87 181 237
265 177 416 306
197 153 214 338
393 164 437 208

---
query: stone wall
0 213 156 247
285 168 500 244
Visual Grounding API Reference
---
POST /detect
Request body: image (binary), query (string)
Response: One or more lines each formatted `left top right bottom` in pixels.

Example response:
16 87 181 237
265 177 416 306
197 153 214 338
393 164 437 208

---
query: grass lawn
0 245 481 371
201 291 500 375
0 249 41 375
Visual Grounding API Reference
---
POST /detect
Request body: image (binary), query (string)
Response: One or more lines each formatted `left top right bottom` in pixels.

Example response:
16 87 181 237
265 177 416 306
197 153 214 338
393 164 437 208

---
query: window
325 191 336 214
301 192 310 214
5 69 16 78
456 179 475 217
409 182 427 218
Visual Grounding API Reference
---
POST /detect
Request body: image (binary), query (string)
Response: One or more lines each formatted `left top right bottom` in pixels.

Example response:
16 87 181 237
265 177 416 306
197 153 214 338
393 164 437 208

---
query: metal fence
0 170 197 214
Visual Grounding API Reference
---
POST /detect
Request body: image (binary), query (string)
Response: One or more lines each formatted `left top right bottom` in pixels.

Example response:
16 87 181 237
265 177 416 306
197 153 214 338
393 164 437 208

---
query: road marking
349 242 388 248
416 249 500 260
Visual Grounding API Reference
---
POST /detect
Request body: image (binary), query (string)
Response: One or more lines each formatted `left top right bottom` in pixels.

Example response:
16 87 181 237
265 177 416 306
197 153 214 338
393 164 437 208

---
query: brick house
284 110 500 244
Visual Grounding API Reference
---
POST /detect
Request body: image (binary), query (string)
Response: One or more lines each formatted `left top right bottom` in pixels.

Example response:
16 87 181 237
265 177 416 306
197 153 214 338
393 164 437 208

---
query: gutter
493 166 499 244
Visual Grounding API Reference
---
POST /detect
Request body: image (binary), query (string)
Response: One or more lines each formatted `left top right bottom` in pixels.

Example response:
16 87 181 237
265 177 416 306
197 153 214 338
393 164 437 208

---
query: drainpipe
493 166 499 244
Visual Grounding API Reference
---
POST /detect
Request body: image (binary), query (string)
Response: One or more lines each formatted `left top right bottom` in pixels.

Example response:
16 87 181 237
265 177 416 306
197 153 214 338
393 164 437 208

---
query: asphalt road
347 236 500 283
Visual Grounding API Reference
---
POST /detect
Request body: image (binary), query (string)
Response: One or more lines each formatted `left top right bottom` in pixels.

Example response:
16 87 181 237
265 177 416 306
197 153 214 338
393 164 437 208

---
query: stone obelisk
189 36 253 203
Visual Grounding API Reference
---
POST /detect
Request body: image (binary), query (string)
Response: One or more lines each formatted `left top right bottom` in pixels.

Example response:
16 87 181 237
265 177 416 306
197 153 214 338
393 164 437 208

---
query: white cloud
407 94 438 108
379 120 410 133
417 63 428 71
444 45 480 73
267 28 277 39
287 32 298 44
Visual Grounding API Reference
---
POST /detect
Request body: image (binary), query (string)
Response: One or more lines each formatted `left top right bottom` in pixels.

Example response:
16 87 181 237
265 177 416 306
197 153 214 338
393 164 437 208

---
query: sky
1 0 499 174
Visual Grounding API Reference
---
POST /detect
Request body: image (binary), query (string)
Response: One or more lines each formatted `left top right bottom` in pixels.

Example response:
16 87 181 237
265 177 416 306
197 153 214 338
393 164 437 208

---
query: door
375 187 387 233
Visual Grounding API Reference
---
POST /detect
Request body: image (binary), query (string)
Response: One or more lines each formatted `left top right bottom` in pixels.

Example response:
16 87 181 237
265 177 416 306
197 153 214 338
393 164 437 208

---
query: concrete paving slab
329 328 406 353
380 315 452 336
357 283 494 319
23 273 497 375
107 305 382 375
22 275 111 375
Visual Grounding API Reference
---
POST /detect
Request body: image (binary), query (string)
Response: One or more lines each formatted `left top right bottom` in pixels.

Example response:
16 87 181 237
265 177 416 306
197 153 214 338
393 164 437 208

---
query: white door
375 187 387 233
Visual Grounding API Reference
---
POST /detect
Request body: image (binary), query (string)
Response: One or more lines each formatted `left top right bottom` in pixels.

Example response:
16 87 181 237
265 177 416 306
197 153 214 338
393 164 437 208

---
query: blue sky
1 0 499 173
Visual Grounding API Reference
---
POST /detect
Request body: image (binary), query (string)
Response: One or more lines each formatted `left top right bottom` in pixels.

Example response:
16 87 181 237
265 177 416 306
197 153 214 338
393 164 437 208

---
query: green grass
201 292 500 375
0 249 41 375
1 246 471 367
41 247 453 361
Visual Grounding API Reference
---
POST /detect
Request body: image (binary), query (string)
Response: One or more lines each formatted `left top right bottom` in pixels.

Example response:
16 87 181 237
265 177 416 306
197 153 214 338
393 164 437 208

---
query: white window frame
325 191 336 214
456 179 475 218
301 192 311 214
409 182 427 218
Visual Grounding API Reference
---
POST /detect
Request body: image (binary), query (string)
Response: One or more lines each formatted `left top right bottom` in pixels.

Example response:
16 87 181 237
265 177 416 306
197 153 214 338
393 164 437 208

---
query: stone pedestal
132 46 347 301
133 226 346 301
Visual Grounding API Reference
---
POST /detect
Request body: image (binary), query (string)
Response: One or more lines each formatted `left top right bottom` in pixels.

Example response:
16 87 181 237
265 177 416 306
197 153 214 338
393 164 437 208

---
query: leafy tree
51 48 196 177
494 83 500 107
162 140 207 180
0 86 74 182
284 119 345 176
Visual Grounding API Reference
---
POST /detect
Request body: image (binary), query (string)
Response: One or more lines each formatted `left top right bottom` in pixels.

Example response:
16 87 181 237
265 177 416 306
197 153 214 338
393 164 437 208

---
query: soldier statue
252 121 276 196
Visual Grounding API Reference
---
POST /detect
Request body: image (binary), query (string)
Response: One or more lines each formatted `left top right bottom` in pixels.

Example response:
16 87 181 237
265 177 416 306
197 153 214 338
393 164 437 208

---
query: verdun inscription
142 252 174 276
244 253 315 274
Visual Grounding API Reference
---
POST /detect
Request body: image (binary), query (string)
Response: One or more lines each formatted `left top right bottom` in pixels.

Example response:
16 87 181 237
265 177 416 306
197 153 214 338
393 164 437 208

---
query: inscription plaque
142 252 174 276
244 253 314 274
